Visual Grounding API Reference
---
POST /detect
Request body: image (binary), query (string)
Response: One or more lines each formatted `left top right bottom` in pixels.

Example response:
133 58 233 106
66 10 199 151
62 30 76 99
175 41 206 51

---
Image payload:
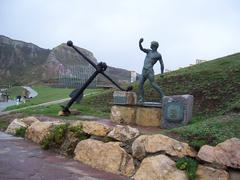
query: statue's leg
148 71 165 98
139 74 147 102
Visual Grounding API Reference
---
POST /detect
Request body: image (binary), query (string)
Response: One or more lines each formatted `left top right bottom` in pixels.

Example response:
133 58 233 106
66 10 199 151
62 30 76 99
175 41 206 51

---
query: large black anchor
59 41 133 116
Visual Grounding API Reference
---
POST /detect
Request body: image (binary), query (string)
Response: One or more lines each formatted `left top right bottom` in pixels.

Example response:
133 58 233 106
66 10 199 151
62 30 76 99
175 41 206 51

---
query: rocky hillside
0 35 131 86
0 35 50 85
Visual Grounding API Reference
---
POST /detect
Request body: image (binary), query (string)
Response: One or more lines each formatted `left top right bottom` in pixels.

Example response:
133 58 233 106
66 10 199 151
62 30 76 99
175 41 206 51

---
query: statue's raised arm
139 38 150 53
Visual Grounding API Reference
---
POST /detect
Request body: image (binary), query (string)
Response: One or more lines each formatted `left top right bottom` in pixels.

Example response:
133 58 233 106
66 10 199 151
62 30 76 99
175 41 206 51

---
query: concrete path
0 86 38 112
0 100 16 112
0 132 127 180
0 98 70 116
0 90 94 115
22 86 38 98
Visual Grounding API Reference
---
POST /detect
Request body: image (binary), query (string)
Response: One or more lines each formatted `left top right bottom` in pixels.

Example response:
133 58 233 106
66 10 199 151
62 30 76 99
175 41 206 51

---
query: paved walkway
0 132 127 180
0 86 38 112
0 98 70 116
22 86 38 98
0 100 16 111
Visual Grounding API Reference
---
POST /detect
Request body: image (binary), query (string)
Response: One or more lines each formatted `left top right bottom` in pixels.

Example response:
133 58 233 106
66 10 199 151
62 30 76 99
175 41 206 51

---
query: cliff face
42 43 98 82
0 35 50 84
0 35 132 87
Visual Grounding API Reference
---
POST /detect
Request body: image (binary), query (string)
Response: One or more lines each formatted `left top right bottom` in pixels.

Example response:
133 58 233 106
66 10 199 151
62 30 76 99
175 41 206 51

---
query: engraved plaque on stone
165 101 184 123
161 95 193 129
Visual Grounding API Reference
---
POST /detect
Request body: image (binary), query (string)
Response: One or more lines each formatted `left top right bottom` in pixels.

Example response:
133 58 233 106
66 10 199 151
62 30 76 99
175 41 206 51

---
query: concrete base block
110 105 162 127
136 107 161 127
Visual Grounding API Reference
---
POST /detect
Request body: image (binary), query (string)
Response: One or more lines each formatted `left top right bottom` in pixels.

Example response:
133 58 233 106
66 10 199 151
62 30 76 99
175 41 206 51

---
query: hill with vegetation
142 52 240 115
77 52 240 116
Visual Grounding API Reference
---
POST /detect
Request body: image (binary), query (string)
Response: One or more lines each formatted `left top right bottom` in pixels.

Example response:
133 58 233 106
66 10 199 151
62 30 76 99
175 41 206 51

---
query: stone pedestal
113 91 137 105
111 105 136 124
110 105 162 127
136 107 161 127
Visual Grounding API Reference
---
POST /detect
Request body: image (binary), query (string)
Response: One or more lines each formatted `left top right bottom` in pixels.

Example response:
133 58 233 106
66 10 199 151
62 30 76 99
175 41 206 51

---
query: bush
41 124 68 150
69 125 89 141
176 157 198 180
41 135 52 150
15 127 27 137
52 124 68 145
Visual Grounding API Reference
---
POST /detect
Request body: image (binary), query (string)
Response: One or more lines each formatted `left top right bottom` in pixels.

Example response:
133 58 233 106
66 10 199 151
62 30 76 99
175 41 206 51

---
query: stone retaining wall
5 116 240 179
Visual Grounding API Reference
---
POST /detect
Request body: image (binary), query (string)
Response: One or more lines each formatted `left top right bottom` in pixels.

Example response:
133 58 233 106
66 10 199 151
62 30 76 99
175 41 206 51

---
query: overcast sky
1 0 240 74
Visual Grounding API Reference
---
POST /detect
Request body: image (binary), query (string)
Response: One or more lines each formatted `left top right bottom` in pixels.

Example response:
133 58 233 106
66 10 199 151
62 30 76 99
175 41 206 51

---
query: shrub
15 127 27 137
69 124 89 141
176 157 198 180
41 124 68 150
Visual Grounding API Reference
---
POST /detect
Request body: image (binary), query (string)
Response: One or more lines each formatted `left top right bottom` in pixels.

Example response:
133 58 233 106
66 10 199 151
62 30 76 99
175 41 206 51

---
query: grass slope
140 53 240 115
5 86 73 111
12 88 110 118
7 86 25 99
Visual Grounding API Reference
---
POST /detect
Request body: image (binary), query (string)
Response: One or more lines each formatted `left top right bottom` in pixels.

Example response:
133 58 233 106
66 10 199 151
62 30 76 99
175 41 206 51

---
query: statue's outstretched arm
139 38 150 53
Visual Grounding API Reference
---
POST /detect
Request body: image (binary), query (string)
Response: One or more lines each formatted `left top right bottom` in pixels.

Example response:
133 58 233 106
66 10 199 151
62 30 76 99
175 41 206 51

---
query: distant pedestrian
16 95 21 105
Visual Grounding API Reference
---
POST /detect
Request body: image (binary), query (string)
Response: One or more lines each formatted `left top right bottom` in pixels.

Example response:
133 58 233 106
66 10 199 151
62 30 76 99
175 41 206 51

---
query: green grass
0 120 8 131
133 53 240 115
14 88 112 119
5 86 105 111
5 86 73 111
8 86 25 99
163 114 240 150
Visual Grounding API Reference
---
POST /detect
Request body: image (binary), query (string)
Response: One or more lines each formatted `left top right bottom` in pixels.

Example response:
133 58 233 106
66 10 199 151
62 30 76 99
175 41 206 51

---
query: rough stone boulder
82 121 112 137
5 116 40 135
26 121 64 144
60 131 80 156
133 154 187 180
107 125 140 142
132 134 196 160
5 119 28 135
74 139 135 176
196 165 229 180
20 116 40 126
197 138 240 169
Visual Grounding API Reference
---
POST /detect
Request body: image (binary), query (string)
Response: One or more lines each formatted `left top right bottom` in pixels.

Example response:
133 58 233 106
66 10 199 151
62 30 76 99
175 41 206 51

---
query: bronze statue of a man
138 38 165 103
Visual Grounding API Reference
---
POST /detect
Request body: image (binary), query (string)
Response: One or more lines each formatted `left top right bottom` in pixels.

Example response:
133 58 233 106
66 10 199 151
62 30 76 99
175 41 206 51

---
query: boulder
20 116 40 126
196 165 229 180
60 131 80 156
133 154 187 180
69 120 83 127
5 116 40 135
107 125 140 142
197 138 240 169
74 139 135 176
132 134 196 160
82 121 112 137
5 119 27 135
26 121 64 144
